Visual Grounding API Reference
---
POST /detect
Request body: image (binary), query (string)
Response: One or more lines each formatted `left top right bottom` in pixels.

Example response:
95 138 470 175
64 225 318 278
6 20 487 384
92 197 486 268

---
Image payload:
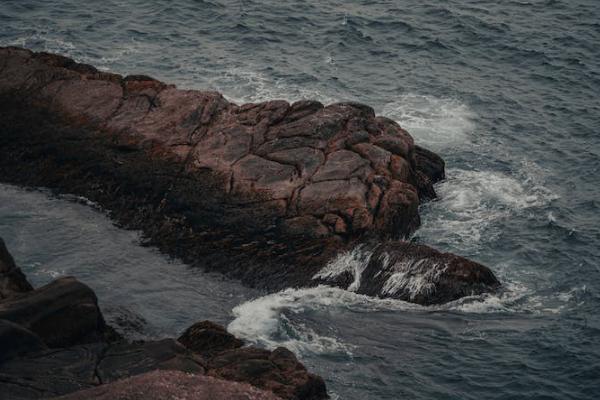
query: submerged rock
314 242 500 305
0 46 499 305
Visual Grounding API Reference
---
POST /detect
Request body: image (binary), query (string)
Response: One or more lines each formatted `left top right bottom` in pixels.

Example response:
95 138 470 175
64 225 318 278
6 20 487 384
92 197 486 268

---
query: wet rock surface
0 238 327 400
314 241 500 305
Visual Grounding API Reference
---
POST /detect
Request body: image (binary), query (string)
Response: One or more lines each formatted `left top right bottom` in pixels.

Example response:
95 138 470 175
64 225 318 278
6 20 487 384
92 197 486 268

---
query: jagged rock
0 237 33 299
314 242 500 305
207 347 327 400
51 370 283 400
178 320 244 358
0 276 109 347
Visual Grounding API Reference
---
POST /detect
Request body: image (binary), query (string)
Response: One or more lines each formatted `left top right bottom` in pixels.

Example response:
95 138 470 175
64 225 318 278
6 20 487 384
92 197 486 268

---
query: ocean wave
227 276 575 357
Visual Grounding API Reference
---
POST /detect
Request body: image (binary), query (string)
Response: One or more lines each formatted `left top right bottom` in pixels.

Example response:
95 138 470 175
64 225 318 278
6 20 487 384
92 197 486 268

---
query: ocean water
1 1 599 399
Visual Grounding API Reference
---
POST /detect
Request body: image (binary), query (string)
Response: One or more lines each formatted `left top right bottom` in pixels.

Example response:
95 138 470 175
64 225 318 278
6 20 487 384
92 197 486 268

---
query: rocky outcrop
177 321 325 399
0 238 33 299
0 239 327 400
0 46 498 305
314 242 500 305
52 370 283 400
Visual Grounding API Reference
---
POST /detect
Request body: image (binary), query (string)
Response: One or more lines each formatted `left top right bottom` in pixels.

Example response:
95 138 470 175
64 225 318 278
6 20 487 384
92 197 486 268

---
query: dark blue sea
1 1 599 399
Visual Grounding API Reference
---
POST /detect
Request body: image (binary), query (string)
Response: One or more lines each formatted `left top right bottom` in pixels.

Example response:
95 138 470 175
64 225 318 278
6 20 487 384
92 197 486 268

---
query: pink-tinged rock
50 370 283 400
298 179 368 216
352 142 392 174
266 147 325 178
312 150 370 182
231 154 301 199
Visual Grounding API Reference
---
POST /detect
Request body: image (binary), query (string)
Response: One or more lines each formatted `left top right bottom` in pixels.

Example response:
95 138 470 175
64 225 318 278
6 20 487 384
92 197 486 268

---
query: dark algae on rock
0 47 499 305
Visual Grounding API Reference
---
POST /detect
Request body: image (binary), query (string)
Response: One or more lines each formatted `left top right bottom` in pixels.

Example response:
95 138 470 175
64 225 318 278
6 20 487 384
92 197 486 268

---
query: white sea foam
381 94 476 149
227 276 568 357
380 258 447 300
228 286 360 356
208 66 344 105
312 245 372 291
417 166 558 251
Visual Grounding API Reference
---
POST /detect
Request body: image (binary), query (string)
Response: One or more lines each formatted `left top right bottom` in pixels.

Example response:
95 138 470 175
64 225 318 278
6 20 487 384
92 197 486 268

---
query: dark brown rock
414 145 445 183
0 237 33 299
208 347 327 400
315 242 500 305
0 276 109 347
51 370 283 400
178 320 244 358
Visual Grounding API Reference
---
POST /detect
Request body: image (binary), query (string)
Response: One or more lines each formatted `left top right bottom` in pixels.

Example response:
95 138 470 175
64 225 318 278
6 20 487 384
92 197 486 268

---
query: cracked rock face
0 46 435 241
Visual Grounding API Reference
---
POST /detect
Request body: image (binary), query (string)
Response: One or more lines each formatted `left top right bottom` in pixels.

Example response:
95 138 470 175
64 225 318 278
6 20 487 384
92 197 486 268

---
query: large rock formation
0 239 327 400
0 46 497 304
